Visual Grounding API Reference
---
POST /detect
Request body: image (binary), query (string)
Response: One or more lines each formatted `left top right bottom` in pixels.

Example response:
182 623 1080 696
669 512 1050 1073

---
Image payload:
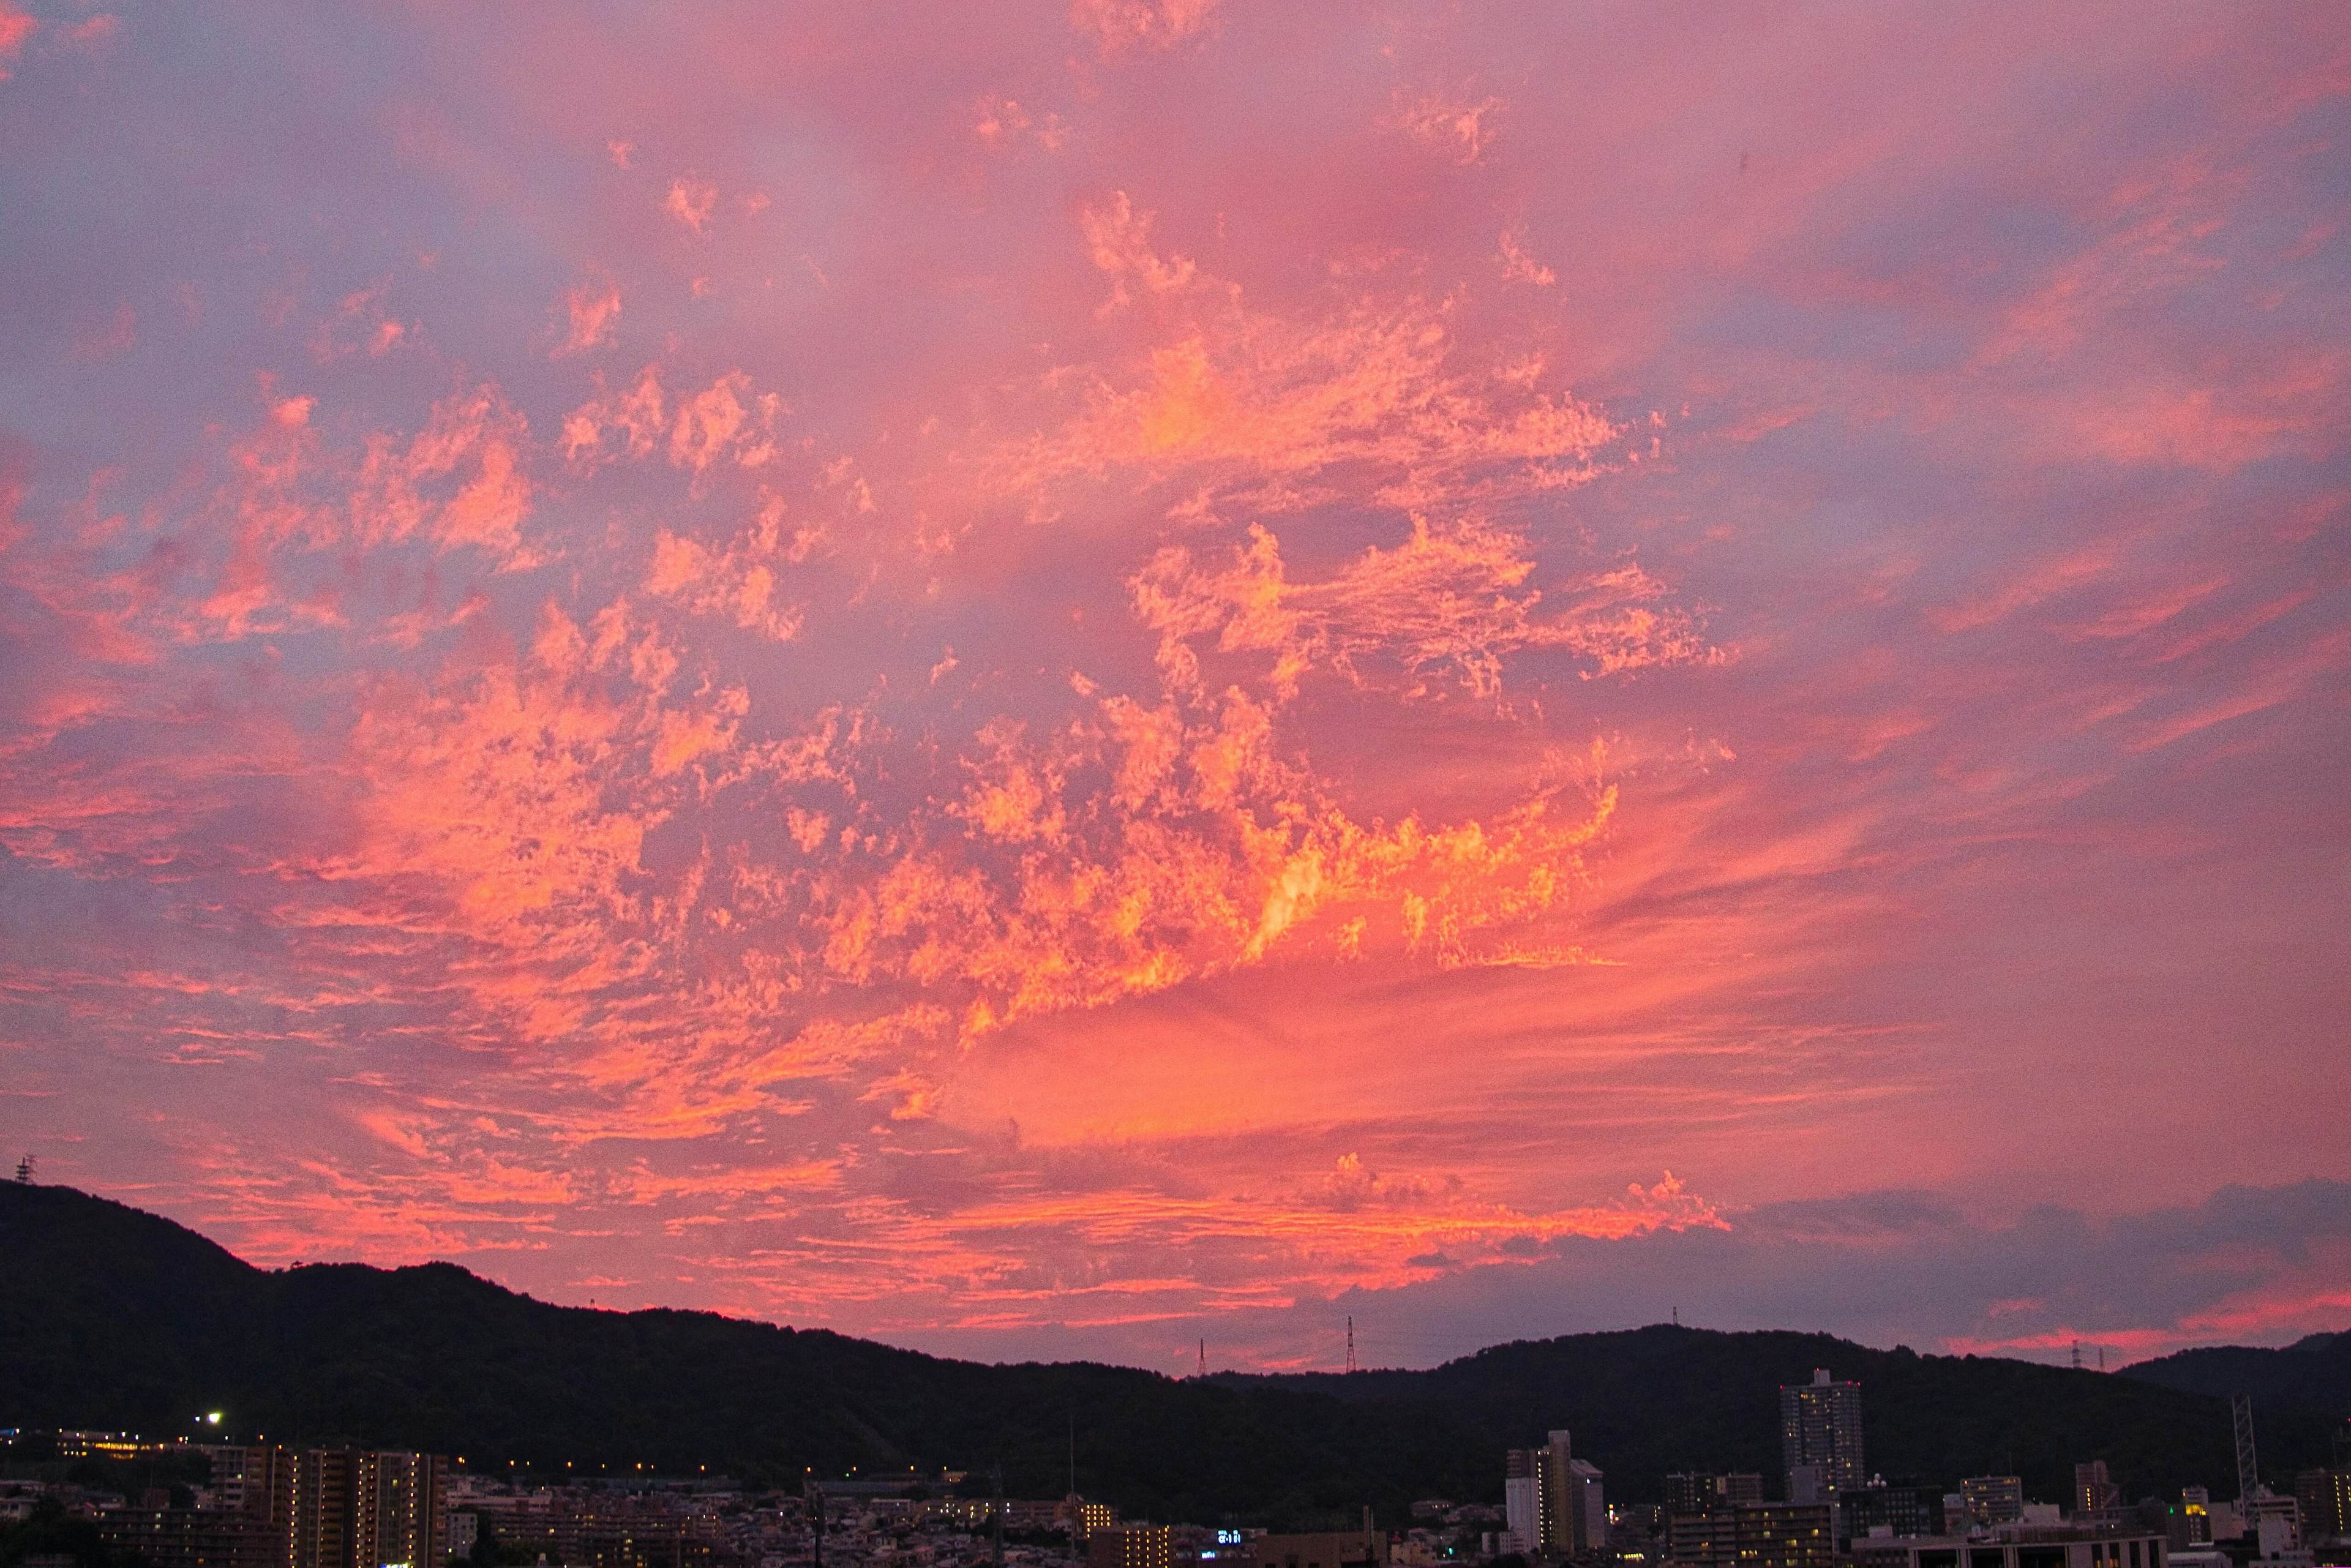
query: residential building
2173 1490 2210 1550
1506 1449 1542 1558
1667 1478 1763 1517
468 1490 722 1568
97 1508 287 1568
1090 1526 1176 1568
1063 1499 1120 1541
2247 1495 2301 1564
2075 1467 2120 1523
1561 1461 1604 1559
285 1452 447 1568
1667 1501 1832 1568
1504 1431 1603 1558
1246 1522 1387 1568
2291 1472 2347 1544
1780 1373 1864 1504
1850 1531 2164 1568
1962 1481 2025 1532
1843 1487 1946 1542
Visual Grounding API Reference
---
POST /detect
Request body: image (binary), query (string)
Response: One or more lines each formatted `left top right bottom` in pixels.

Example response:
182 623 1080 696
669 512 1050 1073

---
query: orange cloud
555 275 621 355
1135 518 1719 700
666 175 718 232
1389 91 1505 163
1073 0 1218 55
1081 190 1198 308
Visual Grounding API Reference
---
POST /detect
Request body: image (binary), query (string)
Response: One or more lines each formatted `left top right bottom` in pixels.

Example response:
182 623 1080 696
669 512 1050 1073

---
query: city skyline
1 1 2347 1375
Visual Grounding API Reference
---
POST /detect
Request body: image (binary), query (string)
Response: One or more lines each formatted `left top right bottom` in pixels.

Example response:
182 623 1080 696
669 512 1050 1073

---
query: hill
2 1182 2341 1523
2119 1334 2351 1418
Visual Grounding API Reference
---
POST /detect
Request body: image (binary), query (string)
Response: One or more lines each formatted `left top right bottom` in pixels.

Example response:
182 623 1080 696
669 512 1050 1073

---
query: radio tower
2233 1394 2260 1503
1198 1338 1206 1379
1346 1315 1356 1374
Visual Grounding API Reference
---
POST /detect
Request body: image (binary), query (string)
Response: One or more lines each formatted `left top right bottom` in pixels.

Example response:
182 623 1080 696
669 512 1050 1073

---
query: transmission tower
13 1153 32 1185
1346 1315 1356 1374
2232 1394 2260 1502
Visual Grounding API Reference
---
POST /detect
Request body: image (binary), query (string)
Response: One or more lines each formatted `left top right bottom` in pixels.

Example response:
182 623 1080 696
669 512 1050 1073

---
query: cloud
555 275 621 356
1072 0 1217 55
665 175 718 232
1290 1180 2351 1371
1498 224 1556 287
1388 91 1505 164
1133 517 1720 700
0 0 2344 1372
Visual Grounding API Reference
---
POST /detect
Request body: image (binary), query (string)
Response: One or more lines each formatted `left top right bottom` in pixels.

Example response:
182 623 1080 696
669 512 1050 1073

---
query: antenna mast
2233 1394 2260 1502
1198 1338 1206 1378
1346 1315 1355 1375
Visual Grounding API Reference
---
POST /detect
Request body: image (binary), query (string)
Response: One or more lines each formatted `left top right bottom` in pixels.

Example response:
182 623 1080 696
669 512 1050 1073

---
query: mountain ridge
3 1182 2342 1526
2117 1332 2351 1417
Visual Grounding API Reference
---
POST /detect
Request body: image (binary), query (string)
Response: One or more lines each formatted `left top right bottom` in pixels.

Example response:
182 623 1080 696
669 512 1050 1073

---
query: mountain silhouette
3 1182 2341 1525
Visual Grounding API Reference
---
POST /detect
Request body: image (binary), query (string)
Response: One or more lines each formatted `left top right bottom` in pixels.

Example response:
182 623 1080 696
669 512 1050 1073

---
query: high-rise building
1537 1432 1574 1557
1561 1461 1605 1559
1503 1432 1604 1558
203 1446 296 1543
291 1450 447 1568
1962 1479 2026 1531
1780 1371 1864 1504
2292 1472 2348 1544
1507 1448 1543 1556
2076 1464 2121 1521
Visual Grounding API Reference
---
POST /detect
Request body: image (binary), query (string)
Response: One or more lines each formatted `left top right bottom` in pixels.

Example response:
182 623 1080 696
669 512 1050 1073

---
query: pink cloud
0 0 2344 1369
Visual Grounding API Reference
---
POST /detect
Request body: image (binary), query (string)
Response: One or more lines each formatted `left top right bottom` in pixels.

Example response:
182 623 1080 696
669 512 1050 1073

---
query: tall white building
1501 1431 1605 1559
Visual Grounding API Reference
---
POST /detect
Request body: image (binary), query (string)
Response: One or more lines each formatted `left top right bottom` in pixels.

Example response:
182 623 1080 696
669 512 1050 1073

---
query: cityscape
2 12 2345 1568
4 1365 2348 1568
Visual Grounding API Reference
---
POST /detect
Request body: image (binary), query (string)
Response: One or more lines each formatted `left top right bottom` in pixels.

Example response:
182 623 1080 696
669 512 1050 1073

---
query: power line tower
13 1153 32 1185
2232 1394 2260 1503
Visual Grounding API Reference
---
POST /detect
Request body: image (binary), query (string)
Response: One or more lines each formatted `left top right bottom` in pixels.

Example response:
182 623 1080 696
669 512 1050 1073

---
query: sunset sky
2 1 2347 1375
